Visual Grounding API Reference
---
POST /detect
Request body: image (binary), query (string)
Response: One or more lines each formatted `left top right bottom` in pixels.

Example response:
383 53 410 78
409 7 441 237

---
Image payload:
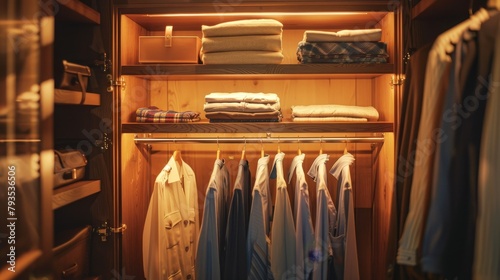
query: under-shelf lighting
146 12 368 17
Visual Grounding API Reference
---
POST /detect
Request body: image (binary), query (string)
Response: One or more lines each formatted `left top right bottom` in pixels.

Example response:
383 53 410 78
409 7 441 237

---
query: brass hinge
106 74 126 92
390 75 405 89
94 221 127 242
94 52 112 72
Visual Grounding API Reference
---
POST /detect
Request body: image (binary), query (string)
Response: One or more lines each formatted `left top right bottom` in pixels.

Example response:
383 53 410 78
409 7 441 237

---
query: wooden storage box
139 26 201 63
52 225 92 279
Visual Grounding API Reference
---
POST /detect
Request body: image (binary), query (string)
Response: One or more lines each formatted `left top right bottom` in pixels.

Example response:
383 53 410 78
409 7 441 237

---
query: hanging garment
445 11 499 279
330 153 360 280
474 12 500 280
308 154 337 280
254 155 273 235
270 152 297 279
142 155 199 280
247 155 273 279
397 8 492 267
196 159 230 279
223 159 251 280
288 153 315 280
421 21 489 277
196 185 220 280
395 43 432 236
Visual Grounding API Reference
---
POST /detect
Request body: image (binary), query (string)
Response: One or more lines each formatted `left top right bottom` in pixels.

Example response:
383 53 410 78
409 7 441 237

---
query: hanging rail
134 135 385 144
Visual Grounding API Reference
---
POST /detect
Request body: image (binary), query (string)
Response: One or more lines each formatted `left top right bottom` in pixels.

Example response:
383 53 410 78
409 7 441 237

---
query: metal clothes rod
134 135 384 144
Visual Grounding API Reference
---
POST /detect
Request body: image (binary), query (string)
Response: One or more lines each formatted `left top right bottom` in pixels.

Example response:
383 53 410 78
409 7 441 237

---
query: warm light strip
146 12 368 17
0 139 41 143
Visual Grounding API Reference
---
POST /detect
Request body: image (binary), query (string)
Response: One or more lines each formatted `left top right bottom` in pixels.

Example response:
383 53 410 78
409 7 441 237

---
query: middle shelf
122 121 393 134
121 63 395 79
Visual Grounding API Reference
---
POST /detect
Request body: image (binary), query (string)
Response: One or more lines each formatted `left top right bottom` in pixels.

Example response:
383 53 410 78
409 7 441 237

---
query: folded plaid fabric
298 56 388 64
135 106 201 123
297 41 389 63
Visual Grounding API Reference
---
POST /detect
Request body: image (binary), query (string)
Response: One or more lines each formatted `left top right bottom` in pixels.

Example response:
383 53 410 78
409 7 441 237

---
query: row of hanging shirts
142 144 361 280
173 144 361 280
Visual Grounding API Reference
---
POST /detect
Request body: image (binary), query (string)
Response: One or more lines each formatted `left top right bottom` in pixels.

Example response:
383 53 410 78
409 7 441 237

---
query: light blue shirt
308 154 337 280
330 153 360 280
247 155 273 279
289 153 315 280
195 187 220 280
270 152 297 279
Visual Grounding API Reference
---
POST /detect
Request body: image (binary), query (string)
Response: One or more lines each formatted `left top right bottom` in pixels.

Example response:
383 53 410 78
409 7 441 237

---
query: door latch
95 221 127 242
106 74 126 92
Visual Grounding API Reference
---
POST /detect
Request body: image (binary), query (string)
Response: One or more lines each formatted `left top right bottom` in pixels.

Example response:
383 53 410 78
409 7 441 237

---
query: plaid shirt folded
297 41 389 63
135 106 201 123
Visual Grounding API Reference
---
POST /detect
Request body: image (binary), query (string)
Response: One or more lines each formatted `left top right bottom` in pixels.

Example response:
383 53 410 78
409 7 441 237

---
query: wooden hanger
173 150 183 166
260 139 265 158
319 137 323 155
297 135 302 155
241 138 246 160
216 137 220 160
343 137 348 155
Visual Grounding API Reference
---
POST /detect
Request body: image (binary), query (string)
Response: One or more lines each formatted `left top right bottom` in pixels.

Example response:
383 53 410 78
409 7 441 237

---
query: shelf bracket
107 74 126 92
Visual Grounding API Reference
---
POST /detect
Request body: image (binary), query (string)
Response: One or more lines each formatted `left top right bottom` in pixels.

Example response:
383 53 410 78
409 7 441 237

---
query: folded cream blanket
201 34 282 53
205 92 280 104
291 104 379 121
303 29 382 42
292 116 368 122
202 19 283 37
204 101 281 113
201 51 284 64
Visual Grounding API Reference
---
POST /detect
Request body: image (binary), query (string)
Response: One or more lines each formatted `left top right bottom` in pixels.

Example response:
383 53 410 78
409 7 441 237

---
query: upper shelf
55 0 100 24
121 63 395 79
411 0 470 19
122 121 394 134
125 11 389 31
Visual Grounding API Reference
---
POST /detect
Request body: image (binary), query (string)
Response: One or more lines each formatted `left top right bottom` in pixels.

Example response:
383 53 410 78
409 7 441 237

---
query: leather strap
165 25 173 47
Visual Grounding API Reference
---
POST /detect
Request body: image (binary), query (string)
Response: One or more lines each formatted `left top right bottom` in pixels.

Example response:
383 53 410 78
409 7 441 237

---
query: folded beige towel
291 104 379 121
303 29 382 42
201 34 282 53
202 19 283 37
292 117 368 122
204 101 281 113
205 92 280 104
201 51 284 64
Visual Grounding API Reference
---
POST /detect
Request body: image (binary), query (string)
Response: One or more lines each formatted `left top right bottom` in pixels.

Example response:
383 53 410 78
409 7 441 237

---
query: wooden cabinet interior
117 3 398 280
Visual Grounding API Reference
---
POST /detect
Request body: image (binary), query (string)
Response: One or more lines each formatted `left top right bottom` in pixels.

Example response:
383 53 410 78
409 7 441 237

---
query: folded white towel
303 29 382 42
201 34 282 53
201 51 284 64
202 19 283 37
204 101 281 113
205 92 280 104
291 104 379 121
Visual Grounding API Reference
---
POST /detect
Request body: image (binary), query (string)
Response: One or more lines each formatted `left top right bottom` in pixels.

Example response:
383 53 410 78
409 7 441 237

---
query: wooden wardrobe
2 0 413 279
115 1 402 280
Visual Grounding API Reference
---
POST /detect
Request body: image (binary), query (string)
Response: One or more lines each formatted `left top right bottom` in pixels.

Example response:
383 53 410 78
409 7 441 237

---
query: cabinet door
0 1 53 279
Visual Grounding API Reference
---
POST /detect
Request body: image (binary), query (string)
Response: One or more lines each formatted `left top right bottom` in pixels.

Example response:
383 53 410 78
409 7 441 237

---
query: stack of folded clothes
204 92 282 122
135 106 201 123
200 19 284 64
296 29 389 64
291 104 379 122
